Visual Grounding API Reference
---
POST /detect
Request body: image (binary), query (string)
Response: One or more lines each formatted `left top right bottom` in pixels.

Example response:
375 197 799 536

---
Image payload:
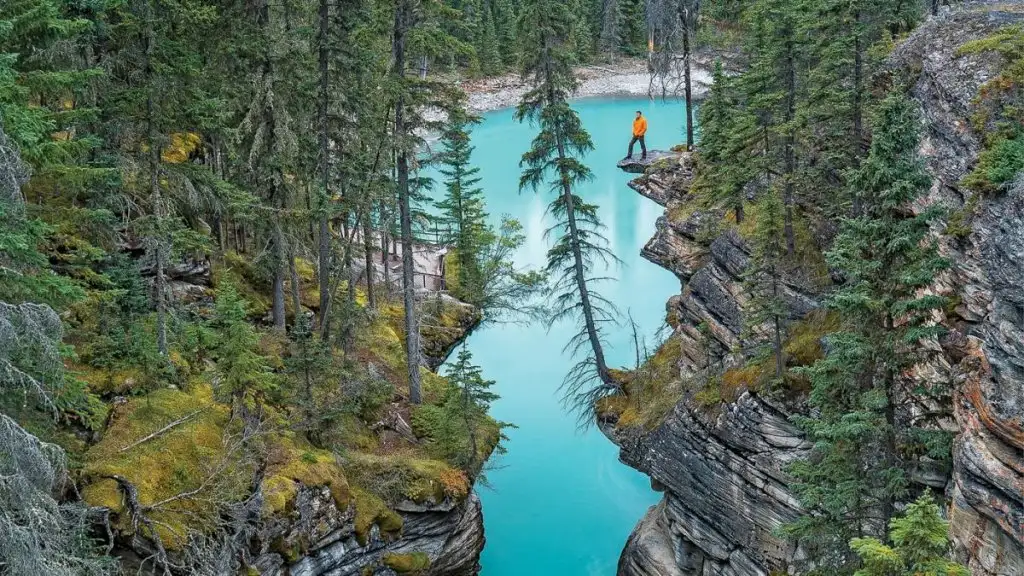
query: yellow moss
784 310 840 367
613 334 687 430
161 133 202 164
82 478 123 513
215 254 271 315
420 369 450 404
352 487 404 546
73 364 146 396
720 361 770 400
382 552 431 573
443 250 461 295
260 438 351 518
82 385 242 550
347 452 469 505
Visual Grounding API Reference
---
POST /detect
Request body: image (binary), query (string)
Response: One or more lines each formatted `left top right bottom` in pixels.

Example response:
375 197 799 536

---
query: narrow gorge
598 5 1024 576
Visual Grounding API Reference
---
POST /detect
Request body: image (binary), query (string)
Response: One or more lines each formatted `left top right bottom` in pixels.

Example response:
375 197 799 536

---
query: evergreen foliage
210 279 277 407
850 495 968 576
742 189 789 380
517 0 620 411
0 121 114 576
437 110 489 302
788 93 949 571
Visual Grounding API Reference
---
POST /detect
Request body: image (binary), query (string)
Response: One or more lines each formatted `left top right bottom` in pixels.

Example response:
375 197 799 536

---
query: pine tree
800 0 921 214
492 0 520 67
694 63 757 223
850 495 969 576
647 0 700 149
443 346 501 467
476 5 503 75
436 109 488 304
391 0 468 404
0 117 114 576
788 93 949 570
743 189 788 380
210 279 276 408
517 0 619 407
235 0 306 333
99 0 223 355
742 0 805 254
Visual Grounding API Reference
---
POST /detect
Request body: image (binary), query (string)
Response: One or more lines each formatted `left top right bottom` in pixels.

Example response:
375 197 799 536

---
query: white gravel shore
461 59 711 113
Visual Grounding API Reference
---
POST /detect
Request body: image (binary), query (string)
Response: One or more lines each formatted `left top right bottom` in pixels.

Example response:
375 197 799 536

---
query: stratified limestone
608 6 1024 576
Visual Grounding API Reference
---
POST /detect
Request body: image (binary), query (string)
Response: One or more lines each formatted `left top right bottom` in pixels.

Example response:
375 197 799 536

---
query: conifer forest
1 0 1021 575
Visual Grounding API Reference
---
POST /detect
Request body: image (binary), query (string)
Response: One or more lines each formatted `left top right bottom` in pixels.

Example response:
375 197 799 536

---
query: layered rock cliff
602 5 1024 576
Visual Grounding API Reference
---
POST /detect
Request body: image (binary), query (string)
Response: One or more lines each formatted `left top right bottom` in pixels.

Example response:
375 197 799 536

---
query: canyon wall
603 5 1024 575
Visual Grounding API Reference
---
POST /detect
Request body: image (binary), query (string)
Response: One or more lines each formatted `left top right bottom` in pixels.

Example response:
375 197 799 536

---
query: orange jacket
633 116 648 137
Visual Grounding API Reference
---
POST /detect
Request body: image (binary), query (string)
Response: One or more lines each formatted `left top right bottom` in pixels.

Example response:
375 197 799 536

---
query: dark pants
627 135 647 158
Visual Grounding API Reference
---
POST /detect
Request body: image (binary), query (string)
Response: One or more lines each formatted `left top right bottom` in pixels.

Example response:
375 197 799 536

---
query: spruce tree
391 0 468 404
850 495 969 576
476 5 503 75
443 345 501 467
517 0 619 406
0 117 113 576
694 62 757 223
210 279 276 408
436 109 489 304
743 189 788 379
788 93 949 571
647 0 700 149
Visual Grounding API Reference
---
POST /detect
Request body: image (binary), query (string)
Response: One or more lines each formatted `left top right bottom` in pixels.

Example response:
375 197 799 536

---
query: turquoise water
438 98 688 576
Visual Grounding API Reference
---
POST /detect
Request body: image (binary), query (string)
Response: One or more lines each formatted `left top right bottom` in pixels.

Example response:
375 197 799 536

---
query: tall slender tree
788 93 948 571
647 0 701 150
436 109 488 302
517 0 619 406
743 189 788 379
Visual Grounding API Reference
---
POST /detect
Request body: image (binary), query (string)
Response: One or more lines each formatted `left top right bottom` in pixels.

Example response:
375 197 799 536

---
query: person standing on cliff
626 110 648 160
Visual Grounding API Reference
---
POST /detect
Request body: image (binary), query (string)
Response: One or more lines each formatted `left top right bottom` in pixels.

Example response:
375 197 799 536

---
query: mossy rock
382 552 431 573
352 487 404 546
260 435 351 518
347 453 469 506
81 384 243 550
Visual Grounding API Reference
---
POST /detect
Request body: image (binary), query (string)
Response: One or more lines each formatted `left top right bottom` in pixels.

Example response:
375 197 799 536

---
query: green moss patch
261 435 351 518
383 552 431 573
351 487 404 545
346 452 470 507
81 384 246 550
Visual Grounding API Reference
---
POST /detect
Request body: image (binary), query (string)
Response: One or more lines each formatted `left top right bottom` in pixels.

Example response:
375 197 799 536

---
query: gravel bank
460 59 711 113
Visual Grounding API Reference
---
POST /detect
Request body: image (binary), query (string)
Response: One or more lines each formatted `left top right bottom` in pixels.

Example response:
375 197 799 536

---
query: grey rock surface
611 5 1024 576
256 487 484 576
617 151 683 174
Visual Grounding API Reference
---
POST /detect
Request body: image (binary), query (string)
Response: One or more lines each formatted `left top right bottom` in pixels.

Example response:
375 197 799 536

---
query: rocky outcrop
612 394 809 576
604 155 817 574
254 487 484 576
888 6 1024 573
608 5 1024 576
617 151 684 175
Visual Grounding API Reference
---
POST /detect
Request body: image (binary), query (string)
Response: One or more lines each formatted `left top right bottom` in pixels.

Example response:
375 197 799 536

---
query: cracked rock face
611 393 809 576
890 6 1024 575
255 487 484 576
610 6 1024 576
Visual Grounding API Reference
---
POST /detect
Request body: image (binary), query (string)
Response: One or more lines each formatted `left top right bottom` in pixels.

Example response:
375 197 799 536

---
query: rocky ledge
603 5 1024 576
617 151 684 175
254 488 484 576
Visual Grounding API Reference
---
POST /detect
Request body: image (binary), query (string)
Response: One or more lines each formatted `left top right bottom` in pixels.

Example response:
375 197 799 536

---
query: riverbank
437 58 712 116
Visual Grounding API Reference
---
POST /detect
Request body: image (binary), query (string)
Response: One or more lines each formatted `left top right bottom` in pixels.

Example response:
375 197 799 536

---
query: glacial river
438 98 687 576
